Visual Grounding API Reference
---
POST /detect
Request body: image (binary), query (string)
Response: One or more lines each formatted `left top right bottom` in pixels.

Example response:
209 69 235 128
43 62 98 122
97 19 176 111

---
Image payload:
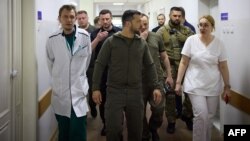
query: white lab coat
46 26 91 117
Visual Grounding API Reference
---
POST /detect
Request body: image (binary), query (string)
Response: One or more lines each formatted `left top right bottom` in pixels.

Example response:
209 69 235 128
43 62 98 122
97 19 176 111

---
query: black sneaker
90 107 97 118
166 123 175 134
101 125 106 136
181 116 193 131
185 120 193 131
151 130 160 141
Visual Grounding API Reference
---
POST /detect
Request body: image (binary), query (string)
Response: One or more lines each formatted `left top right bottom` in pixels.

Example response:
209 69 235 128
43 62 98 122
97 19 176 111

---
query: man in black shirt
152 14 165 32
90 9 121 136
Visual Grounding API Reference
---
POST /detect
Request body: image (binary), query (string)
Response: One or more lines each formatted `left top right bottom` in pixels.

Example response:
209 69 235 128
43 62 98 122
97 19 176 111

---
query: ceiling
93 0 150 16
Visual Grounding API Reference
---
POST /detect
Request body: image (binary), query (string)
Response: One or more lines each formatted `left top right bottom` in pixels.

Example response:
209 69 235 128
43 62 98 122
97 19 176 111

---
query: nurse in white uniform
175 15 231 141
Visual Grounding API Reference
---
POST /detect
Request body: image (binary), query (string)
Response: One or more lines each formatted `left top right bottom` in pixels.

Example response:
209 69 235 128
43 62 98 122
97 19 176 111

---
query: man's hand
166 76 174 88
96 30 108 41
140 30 149 40
175 83 182 96
92 90 102 105
153 89 162 105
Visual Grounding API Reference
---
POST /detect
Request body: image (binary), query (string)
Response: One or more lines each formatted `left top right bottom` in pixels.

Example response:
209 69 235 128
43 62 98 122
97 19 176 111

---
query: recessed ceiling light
113 3 124 5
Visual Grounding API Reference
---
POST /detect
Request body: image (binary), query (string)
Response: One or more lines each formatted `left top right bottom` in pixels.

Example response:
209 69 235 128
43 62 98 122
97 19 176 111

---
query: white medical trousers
188 94 219 141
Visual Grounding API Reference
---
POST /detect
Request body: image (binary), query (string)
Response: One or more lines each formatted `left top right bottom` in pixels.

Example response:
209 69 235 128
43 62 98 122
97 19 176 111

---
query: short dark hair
99 9 112 17
58 4 76 17
94 16 100 24
157 13 165 19
122 10 141 26
169 6 182 15
77 10 88 15
141 13 149 19
179 7 186 17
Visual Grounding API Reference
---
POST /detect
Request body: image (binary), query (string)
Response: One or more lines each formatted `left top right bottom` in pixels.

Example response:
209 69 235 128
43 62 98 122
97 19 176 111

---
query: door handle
10 69 18 78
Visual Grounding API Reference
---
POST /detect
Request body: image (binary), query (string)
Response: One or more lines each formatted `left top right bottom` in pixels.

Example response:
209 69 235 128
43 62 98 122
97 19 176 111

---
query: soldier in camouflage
140 13 173 141
157 6 194 133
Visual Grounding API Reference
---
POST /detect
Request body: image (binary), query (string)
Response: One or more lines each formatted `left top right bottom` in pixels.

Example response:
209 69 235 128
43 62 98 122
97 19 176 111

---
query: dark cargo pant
165 91 177 123
142 84 165 140
182 92 193 119
87 67 106 124
165 62 178 123
166 61 193 123
105 87 144 141
87 67 96 113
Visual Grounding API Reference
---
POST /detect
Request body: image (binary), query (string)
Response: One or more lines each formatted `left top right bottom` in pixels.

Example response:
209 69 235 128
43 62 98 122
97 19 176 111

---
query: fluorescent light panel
113 3 124 5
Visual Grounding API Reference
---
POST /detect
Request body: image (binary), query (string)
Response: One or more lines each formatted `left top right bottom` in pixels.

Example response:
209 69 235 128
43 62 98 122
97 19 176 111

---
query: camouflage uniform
142 32 165 141
157 21 193 126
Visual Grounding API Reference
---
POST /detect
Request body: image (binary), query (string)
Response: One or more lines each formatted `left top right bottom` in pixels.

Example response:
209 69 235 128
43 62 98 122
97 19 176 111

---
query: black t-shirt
90 25 121 88
152 25 162 32
91 26 121 60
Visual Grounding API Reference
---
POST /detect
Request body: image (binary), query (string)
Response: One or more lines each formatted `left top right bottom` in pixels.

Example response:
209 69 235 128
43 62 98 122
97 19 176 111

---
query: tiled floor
86 104 224 141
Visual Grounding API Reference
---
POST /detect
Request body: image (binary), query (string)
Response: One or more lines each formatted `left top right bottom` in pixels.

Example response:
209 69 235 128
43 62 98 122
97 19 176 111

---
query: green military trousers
55 107 87 141
142 84 165 140
182 92 193 119
105 87 144 141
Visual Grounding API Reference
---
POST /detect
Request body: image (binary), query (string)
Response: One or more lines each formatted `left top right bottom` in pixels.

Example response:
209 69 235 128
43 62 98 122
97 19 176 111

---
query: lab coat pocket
80 75 89 96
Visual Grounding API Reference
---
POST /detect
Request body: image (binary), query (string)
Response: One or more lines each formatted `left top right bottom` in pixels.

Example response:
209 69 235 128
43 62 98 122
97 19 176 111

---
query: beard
170 19 180 26
131 24 140 35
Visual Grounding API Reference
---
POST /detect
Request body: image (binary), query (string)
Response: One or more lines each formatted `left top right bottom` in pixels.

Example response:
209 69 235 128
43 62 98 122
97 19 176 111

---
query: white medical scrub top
181 34 227 96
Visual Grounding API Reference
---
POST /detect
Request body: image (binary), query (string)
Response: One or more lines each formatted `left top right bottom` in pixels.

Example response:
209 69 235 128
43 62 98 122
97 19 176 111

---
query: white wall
36 0 79 141
79 0 94 25
219 0 250 127
219 0 250 98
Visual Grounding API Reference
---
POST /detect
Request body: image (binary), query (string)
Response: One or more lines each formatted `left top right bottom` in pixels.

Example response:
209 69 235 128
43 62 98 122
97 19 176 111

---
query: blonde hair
199 15 215 30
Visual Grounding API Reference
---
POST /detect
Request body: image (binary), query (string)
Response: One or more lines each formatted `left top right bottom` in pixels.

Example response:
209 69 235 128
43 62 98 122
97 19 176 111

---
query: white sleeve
218 40 227 62
46 38 54 75
86 36 92 69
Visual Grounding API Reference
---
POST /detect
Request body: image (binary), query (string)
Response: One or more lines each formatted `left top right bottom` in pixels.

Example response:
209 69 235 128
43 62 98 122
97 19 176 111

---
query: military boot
101 124 106 136
181 115 193 131
166 122 175 134
151 129 160 141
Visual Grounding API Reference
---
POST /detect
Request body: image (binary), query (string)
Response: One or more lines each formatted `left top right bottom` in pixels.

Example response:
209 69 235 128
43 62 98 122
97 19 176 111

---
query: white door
0 0 22 140
0 0 12 140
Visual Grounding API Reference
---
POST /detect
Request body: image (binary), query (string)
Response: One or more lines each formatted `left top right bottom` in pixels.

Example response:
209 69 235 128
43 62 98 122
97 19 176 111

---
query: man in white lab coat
46 4 91 141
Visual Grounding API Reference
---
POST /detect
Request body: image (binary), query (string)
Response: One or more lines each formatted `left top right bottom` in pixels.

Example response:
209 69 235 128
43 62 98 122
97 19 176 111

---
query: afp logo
224 125 250 140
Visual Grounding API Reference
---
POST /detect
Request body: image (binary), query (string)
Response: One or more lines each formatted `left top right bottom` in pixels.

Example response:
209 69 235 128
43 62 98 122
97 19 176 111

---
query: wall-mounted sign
221 13 228 21
38 11 42 20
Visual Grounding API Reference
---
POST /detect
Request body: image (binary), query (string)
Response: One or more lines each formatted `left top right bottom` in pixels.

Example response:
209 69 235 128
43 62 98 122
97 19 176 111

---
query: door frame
21 0 38 141
11 0 23 140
